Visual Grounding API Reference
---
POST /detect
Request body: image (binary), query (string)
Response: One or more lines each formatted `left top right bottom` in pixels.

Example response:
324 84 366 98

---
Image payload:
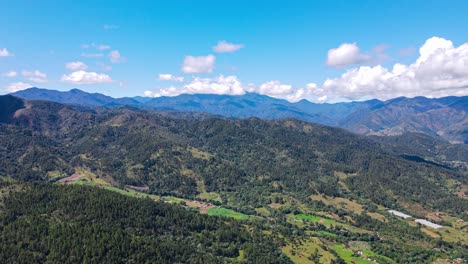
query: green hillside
0 95 467 263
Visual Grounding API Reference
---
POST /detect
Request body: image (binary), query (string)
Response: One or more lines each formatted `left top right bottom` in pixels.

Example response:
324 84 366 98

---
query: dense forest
0 95 466 216
0 95 467 263
0 182 290 263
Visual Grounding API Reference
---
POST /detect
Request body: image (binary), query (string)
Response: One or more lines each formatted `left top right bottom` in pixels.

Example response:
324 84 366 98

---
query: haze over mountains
12 87 468 144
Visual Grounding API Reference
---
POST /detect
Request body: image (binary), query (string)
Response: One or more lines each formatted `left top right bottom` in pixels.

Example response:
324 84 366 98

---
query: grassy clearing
295 214 337 227
47 171 68 180
198 191 222 202
282 237 336 264
309 230 338 238
367 212 387 222
436 226 468 244
333 244 395 264
333 244 373 264
68 168 111 186
162 196 184 204
310 194 364 214
207 207 249 220
292 213 372 235
103 186 160 201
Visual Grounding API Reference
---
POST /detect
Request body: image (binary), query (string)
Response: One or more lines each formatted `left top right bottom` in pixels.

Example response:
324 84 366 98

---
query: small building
388 210 412 219
415 219 443 229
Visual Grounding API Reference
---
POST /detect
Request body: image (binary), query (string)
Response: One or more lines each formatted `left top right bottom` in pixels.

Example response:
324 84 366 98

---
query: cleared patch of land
207 207 249 220
310 194 364 214
282 237 336 264
57 173 83 184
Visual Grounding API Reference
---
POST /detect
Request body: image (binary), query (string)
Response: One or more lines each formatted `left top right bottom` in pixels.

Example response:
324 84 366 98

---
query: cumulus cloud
326 42 371 67
144 75 314 102
181 55 215 74
3 71 17 77
158 74 184 82
5 82 32 93
257 80 320 102
212 41 244 53
22 70 48 83
61 70 113 84
316 37 468 101
109 50 124 63
65 61 88 71
147 75 245 97
0 48 12 57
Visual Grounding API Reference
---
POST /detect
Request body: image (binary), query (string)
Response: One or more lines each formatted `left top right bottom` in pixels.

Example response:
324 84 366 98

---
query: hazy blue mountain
12 88 376 125
339 96 468 143
11 87 468 143
12 87 142 107
144 93 338 124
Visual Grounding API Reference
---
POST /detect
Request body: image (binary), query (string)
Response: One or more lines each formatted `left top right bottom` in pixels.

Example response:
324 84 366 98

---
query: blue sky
1 0 468 102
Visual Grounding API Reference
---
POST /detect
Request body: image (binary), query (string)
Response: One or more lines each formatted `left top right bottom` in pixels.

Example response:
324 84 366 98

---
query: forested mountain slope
340 96 468 144
0 182 288 263
12 88 468 143
1 95 467 263
0 95 466 216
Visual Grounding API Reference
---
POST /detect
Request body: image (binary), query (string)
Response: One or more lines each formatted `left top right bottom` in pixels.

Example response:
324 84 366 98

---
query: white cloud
3 71 17 77
4 82 32 93
109 50 124 63
22 70 48 83
143 37 468 103
144 90 154 97
61 70 113 84
158 74 184 82
258 81 293 96
147 75 246 97
0 48 12 57
316 37 468 101
65 61 88 71
326 42 371 67
257 80 318 102
181 55 215 74
212 41 244 53
81 53 104 58
145 75 313 102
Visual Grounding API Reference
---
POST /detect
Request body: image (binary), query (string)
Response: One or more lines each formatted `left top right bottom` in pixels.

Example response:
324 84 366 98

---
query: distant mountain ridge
12 87 141 107
11 87 468 143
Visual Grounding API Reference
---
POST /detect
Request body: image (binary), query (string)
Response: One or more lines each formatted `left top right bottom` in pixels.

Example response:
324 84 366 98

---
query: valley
0 95 467 263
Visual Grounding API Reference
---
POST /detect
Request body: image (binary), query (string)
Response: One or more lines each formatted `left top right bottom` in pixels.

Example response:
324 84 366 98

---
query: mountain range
11 87 467 144
1 94 467 262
